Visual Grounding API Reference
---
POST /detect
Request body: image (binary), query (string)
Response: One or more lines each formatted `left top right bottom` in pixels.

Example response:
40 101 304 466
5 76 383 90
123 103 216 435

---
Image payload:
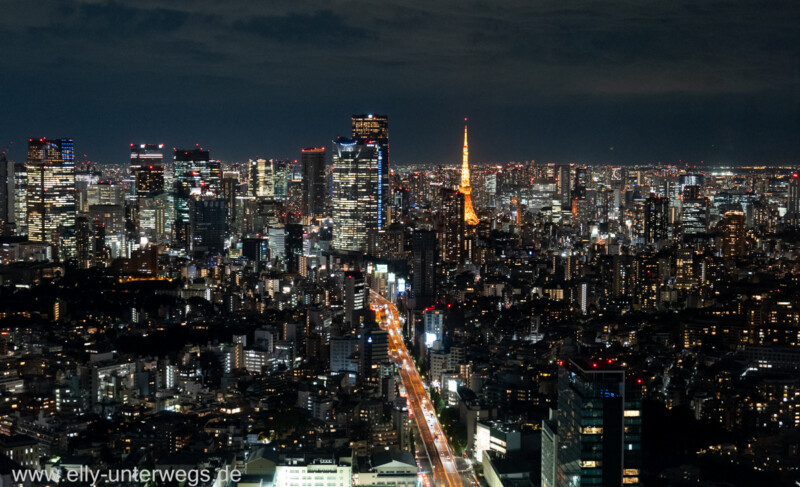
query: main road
371 290 463 487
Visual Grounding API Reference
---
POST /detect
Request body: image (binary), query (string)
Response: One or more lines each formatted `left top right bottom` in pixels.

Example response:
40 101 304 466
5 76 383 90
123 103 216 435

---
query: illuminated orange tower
459 120 479 226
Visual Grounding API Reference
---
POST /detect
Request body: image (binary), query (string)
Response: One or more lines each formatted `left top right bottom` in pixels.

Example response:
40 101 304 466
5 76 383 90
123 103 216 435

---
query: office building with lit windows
556 165 572 209
351 114 389 230
788 171 800 227
644 196 669 244
573 166 588 202
344 270 367 329
359 327 390 386
173 148 220 224
273 159 289 199
423 308 444 349
189 197 226 254
438 188 465 265
543 358 641 487
331 138 380 252
719 210 746 260
13 160 27 235
130 143 164 197
222 171 239 229
26 138 77 257
138 192 172 241
249 158 274 198
681 185 709 237
0 154 8 229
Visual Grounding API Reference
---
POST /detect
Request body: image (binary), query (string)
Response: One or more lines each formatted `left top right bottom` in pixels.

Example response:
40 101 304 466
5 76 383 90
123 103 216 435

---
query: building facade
546 358 641 487
26 138 76 258
301 147 326 218
130 143 164 197
351 114 389 230
331 138 380 252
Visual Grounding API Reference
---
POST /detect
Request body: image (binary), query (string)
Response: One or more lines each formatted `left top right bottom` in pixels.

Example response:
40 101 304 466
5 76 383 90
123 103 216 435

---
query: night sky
2 0 799 166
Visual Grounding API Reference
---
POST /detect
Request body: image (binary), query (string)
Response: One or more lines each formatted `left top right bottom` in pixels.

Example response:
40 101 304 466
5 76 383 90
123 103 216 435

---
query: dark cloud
233 10 373 45
78 1 190 34
0 0 798 164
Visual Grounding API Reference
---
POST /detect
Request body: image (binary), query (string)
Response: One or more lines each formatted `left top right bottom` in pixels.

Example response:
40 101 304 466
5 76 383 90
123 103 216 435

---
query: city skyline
1 2 800 487
1 131 799 486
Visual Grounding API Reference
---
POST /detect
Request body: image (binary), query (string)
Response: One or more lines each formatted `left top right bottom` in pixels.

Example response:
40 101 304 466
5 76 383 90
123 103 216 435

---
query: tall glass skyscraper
174 148 220 223
438 187 465 265
0 154 9 228
13 160 27 236
130 143 165 197
543 358 641 487
557 164 572 208
644 196 669 244
331 137 379 252
301 147 326 218
681 186 709 238
273 160 289 199
249 158 274 198
411 229 437 303
351 114 389 230
787 171 799 227
26 138 76 258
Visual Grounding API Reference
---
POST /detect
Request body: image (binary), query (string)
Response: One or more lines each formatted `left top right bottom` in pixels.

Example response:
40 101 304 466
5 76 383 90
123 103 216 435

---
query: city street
371 290 464 487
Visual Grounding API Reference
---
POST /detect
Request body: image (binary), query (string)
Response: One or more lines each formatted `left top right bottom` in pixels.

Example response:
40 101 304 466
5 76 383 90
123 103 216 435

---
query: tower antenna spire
459 121 479 226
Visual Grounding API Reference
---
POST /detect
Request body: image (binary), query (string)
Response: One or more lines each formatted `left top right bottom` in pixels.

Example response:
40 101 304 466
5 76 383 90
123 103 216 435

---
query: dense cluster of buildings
0 115 799 486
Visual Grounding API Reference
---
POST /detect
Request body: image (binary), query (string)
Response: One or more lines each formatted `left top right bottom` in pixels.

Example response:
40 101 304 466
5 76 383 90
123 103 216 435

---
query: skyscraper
719 210 746 260
543 358 641 487
678 174 704 195
130 144 164 197
89 204 125 258
331 138 380 252
174 148 220 223
643 196 669 244
273 160 289 199
0 154 9 228
344 270 367 329
788 171 800 227
556 165 572 209
301 147 326 218
681 186 709 237
411 229 437 303
392 187 410 222
358 327 389 388
249 158 274 198
75 216 92 269
459 122 479 226
573 166 588 202
423 308 444 349
13 160 27 235
352 114 389 230
26 138 77 257
222 171 239 230
285 223 304 274
138 193 172 242
438 188 465 265
189 197 227 254
93 219 108 263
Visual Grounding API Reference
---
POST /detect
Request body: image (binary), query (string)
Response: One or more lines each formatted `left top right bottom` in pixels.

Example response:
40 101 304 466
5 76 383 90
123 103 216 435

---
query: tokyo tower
459 120 479 226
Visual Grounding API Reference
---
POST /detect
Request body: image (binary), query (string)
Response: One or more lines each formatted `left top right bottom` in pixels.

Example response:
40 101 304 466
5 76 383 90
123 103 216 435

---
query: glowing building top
459 120 479 226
